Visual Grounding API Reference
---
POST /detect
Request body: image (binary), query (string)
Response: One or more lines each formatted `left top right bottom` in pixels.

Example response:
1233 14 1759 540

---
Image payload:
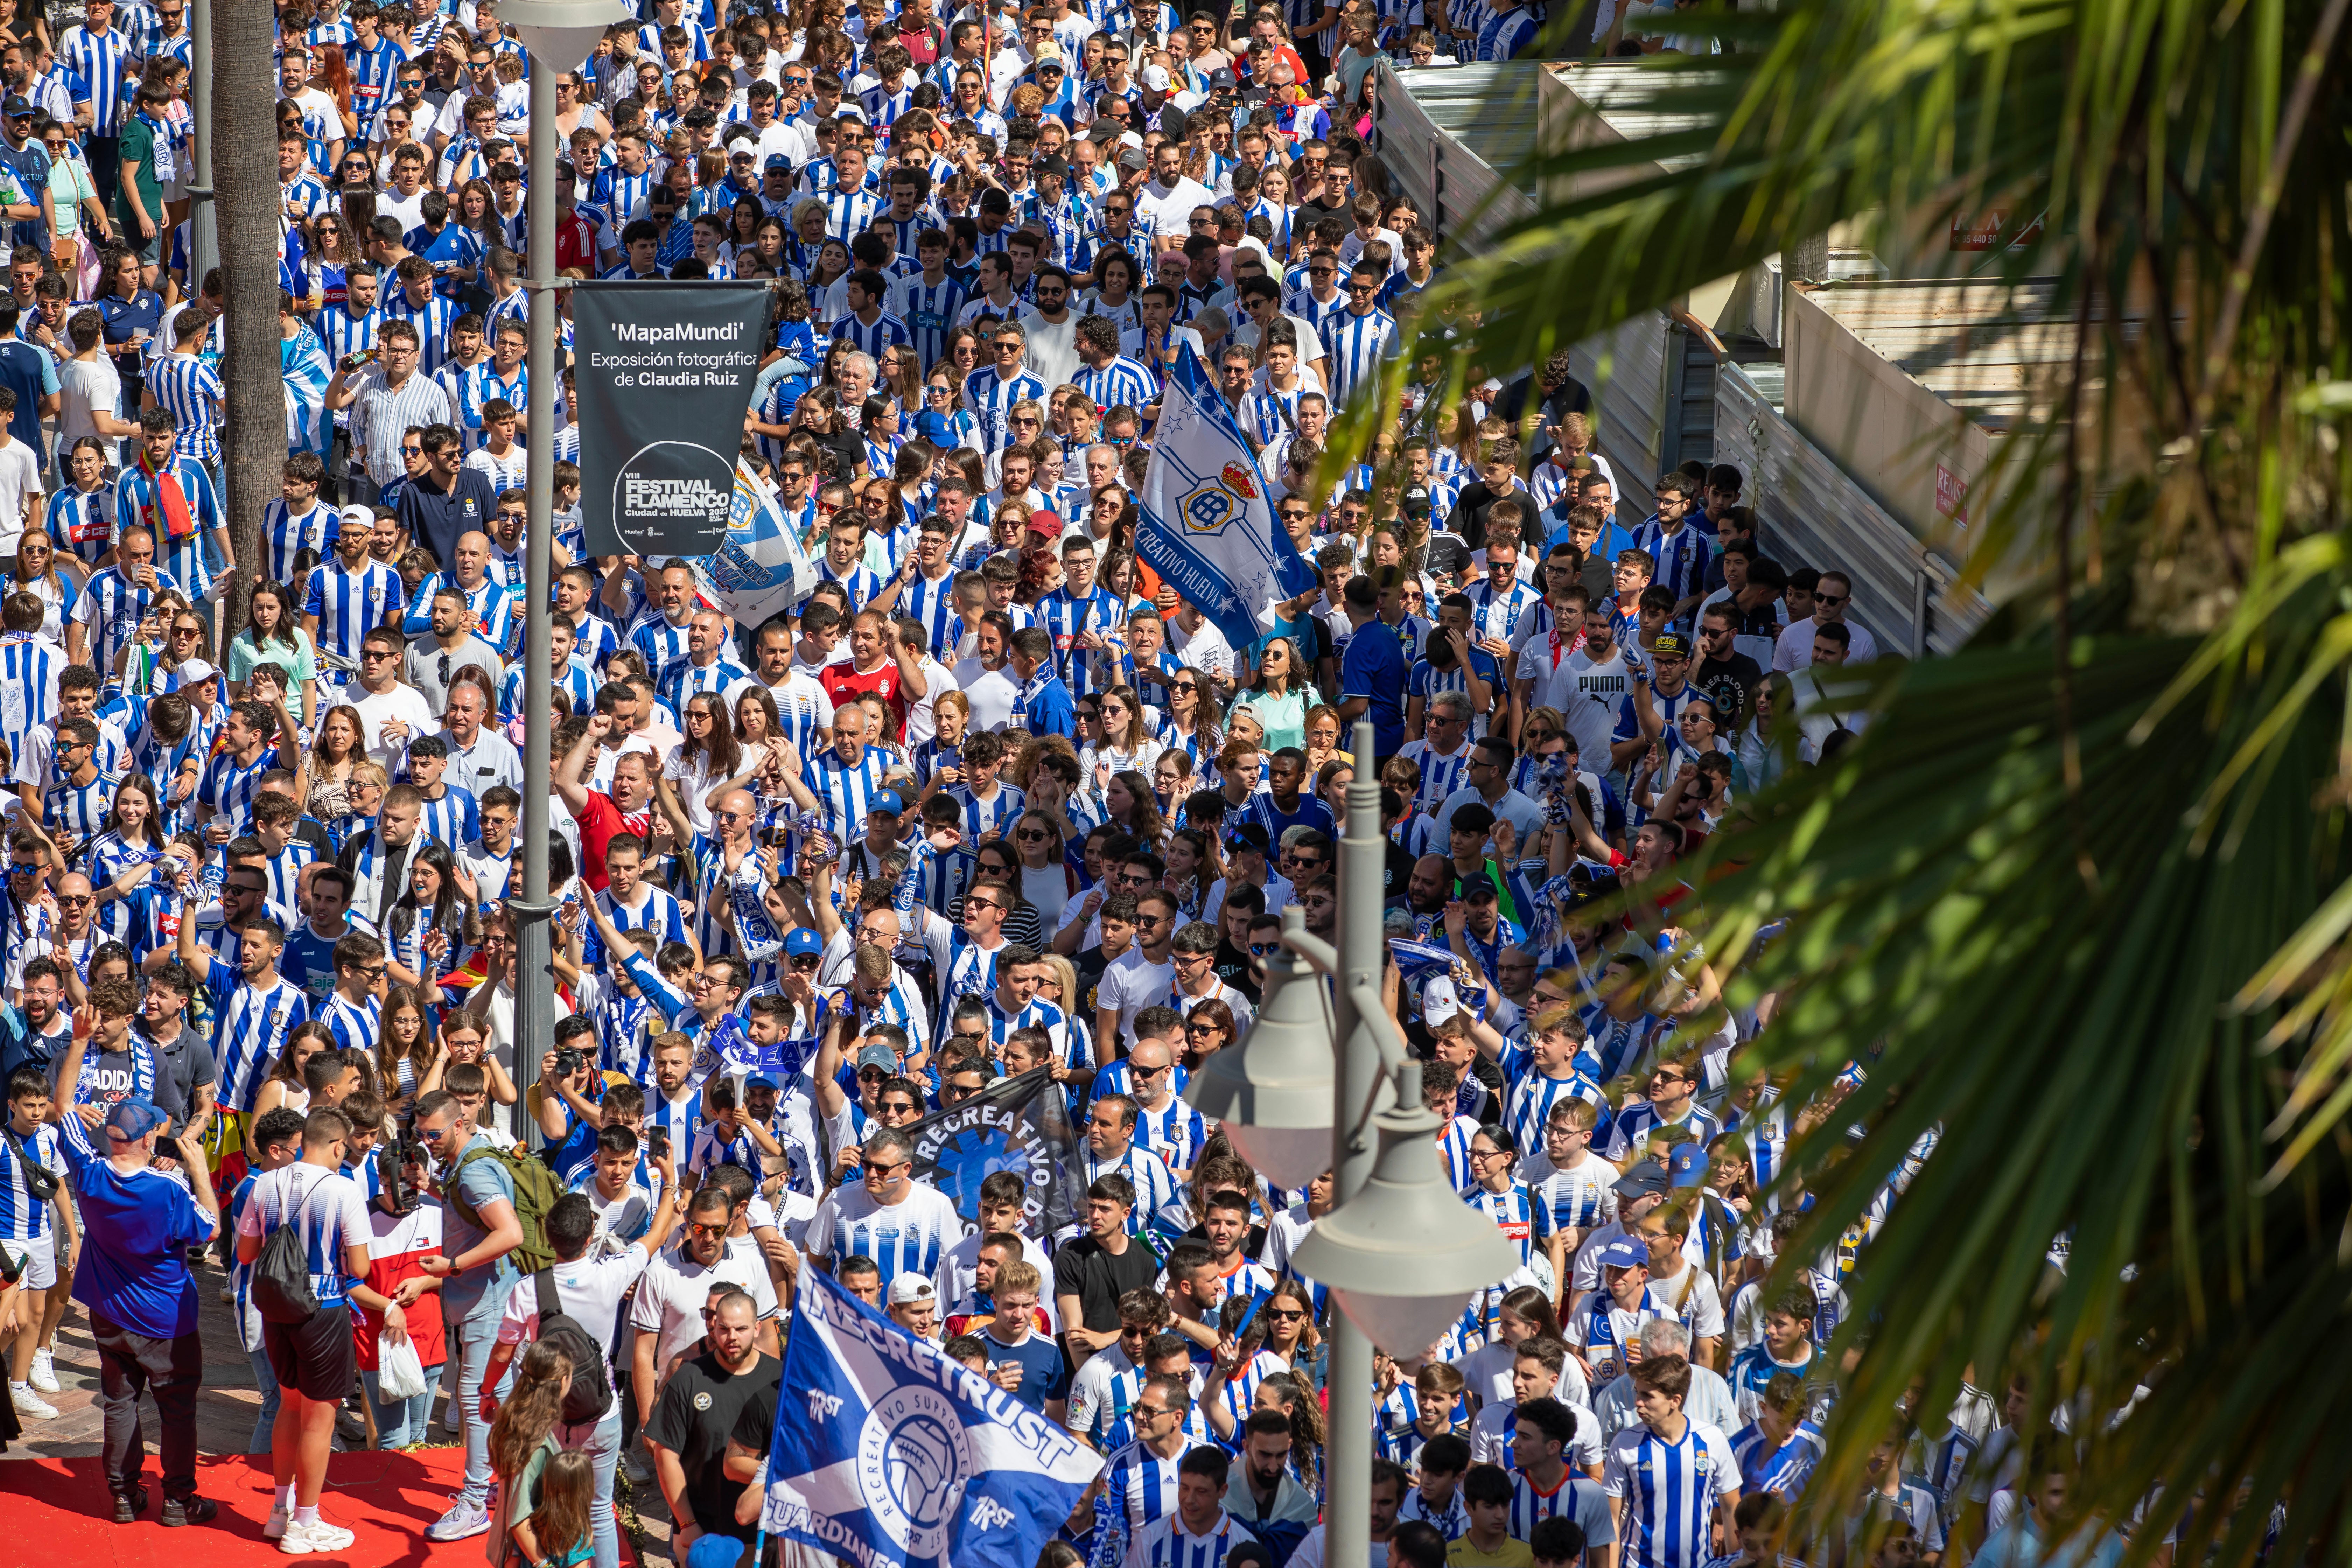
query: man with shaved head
654 609 756 724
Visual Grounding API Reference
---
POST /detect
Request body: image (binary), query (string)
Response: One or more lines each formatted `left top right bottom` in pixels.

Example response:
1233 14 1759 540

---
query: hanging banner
574 282 770 555
1134 341 1320 650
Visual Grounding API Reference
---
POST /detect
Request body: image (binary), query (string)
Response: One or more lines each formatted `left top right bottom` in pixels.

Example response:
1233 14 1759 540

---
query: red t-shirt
575 790 653 892
555 212 598 274
820 660 909 741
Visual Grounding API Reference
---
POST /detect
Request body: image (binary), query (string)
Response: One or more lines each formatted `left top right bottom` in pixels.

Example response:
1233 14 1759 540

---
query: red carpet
0 1448 638 1567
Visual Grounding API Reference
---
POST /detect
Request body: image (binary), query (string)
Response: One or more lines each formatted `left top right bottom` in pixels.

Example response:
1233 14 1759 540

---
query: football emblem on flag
1183 483 1238 533
857 1384 971 1556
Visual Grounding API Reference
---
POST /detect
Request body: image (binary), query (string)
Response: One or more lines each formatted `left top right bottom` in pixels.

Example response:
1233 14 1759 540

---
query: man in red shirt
819 608 930 742
554 713 655 890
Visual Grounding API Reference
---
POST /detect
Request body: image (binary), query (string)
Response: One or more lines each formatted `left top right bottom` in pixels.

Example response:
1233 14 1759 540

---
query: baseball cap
1462 877 1499 903
745 1074 779 1093
1224 822 1270 855
888 1275 936 1306
1141 63 1172 91
173 658 220 687
1421 975 1461 1029
2 96 31 119
870 788 906 817
687 1536 747 1568
1117 147 1147 172
1650 631 1692 659
764 153 793 170
1612 1158 1669 1201
1024 509 1064 537
106 1098 169 1142
784 927 823 958
1598 1237 1647 1271
856 1041 900 1074
1667 1141 1709 1188
338 502 374 534
1033 40 1062 63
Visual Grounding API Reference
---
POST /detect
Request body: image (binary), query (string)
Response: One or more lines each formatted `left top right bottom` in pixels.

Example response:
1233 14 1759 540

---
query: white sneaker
264 1505 291 1540
27 1349 58 1393
442 1400 461 1433
281 1519 357 1555
10 1382 58 1419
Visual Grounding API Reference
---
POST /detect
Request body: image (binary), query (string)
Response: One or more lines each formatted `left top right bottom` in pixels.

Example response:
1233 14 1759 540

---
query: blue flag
762 1265 1104 1568
1134 341 1320 650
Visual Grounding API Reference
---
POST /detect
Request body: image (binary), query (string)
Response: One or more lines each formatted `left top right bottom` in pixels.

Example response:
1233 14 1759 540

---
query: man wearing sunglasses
804 1122 966 1291
1771 567 1879 671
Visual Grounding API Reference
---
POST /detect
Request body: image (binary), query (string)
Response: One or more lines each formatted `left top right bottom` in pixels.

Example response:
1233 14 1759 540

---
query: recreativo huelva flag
761 1264 1103 1568
1135 341 1321 650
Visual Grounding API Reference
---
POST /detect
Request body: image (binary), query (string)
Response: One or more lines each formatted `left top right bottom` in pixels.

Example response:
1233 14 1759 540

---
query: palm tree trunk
212 0 279 638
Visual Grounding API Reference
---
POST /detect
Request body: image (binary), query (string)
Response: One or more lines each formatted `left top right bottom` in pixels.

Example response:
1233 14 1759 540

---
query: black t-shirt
1211 937 1260 1004
1692 651 1765 732
1383 839 1416 902
1052 1233 1167 1333
1422 529 1473 583
1074 943 1117 1020
649 1350 782 1540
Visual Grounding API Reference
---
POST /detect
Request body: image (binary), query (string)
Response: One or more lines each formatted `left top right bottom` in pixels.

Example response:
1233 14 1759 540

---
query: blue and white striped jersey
0 1119 62 1241
1396 737 1475 816
1090 1439 1191 1567
0 635 64 757
414 785 479 856
260 499 338 583
58 22 134 134
1073 355 1157 416
201 957 310 1115
1122 1509 1260 1568
946 780 1024 840
145 352 226 464
1729 1418 1825 1498
962 364 1047 450
319 991 381 1055
1318 306 1399 408
1529 1156 1620 1243
829 308 912 360
803 743 894 840
1603 1419 1741 1568
805 1180 966 1286
197 742 282 835
303 557 404 664
1628 517 1714 611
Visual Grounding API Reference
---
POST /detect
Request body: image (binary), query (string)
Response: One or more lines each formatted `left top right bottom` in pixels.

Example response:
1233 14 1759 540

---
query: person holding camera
49 1093 221 1526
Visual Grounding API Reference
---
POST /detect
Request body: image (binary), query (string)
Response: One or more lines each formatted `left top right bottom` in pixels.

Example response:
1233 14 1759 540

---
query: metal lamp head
1292 1096 1522 1359
1181 946 1335 1190
503 0 635 69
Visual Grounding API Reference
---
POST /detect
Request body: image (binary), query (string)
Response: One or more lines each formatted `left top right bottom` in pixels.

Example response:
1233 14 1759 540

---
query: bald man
654 609 757 726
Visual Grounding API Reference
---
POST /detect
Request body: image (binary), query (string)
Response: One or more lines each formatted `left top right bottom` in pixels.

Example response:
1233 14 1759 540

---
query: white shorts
1 1232 56 1291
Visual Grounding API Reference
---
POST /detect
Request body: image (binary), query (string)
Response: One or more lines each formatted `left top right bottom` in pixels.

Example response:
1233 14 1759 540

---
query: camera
377 1129 426 1214
553 1046 584 1079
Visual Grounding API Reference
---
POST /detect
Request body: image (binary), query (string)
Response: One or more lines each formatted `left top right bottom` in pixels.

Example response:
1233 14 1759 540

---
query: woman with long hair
296 210 360 313
487 1342 577 1563
1300 703 1351 777
667 690 757 837
385 841 481 994
307 704 368 822
749 213 790 275
432 1009 518 1104
86 772 168 940
1738 672 1796 792
914 363 978 450
1082 249 1144 332
226 578 319 724
1181 997 1237 1069
1006 809 1076 929
1163 826 1221 923
6 527 73 641
1454 1282 1565 1406
876 340 925 411
933 327 981 390
1101 768 1168 850
1078 685 1164 804
969 838 1050 951
1087 486 1133 558
245 1023 337 1164
1157 669 1225 776
372 985 441 1118
1232 636 1309 753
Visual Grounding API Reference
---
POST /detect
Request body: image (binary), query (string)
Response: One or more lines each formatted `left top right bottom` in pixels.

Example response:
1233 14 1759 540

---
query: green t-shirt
228 627 320 689
113 114 165 236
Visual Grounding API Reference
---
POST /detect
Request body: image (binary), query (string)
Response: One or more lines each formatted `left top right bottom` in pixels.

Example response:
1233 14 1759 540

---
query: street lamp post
495 0 632 1137
1185 718 1519 1567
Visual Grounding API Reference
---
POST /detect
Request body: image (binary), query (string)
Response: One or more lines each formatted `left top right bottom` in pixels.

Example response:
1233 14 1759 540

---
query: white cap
174 658 220 688
888 1275 936 1307
1421 975 1461 1030
1119 130 1144 150
339 502 374 532
1141 64 1172 91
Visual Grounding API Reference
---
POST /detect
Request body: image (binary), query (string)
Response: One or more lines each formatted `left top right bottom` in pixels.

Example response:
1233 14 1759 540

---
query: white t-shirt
351 680 442 766
1168 618 1234 684
627 1242 783 1370
495 1244 652 1382
465 444 529 491
1773 615 1879 671
804 1181 969 1287
0 436 44 558
58 355 123 467
1096 947 1176 1053
234 1163 373 1308
952 658 1022 732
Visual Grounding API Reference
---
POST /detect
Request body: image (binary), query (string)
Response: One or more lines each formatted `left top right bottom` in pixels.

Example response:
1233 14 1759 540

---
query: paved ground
6 1241 676 1562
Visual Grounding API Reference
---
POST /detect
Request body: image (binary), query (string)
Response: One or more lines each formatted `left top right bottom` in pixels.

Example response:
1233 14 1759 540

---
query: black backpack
535 1269 614 1427
252 1174 328 1325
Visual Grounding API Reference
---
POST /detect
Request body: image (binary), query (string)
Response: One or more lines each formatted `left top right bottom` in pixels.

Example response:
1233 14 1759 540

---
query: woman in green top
488 1341 586 1568
40 125 112 290
1232 636 1311 753
226 578 320 727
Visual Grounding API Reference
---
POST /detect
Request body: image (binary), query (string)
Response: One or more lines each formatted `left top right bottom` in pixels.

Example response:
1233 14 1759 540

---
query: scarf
132 444 198 541
1587 1283 1657 1358
76 1031 157 1106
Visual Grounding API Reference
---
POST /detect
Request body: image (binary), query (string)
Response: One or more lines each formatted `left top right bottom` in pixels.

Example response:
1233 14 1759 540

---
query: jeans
90 1312 203 1502
245 1340 281 1455
455 1311 498 1508
362 1364 441 1449
554 1406 625 1568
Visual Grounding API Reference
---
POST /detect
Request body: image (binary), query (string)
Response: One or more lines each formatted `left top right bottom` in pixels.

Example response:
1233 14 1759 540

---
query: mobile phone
649 1125 670 1158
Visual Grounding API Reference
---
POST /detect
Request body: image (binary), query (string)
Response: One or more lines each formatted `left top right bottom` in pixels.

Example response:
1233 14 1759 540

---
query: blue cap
870 788 905 817
763 153 792 170
1667 1142 1709 1189
687 1536 747 1568
1598 1237 1648 1270
106 1097 169 1142
746 1074 779 1092
785 927 823 957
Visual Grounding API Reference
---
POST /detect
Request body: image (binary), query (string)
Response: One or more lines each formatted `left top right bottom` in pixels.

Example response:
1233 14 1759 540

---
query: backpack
252 1171 328 1325
534 1268 614 1427
441 1142 561 1275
